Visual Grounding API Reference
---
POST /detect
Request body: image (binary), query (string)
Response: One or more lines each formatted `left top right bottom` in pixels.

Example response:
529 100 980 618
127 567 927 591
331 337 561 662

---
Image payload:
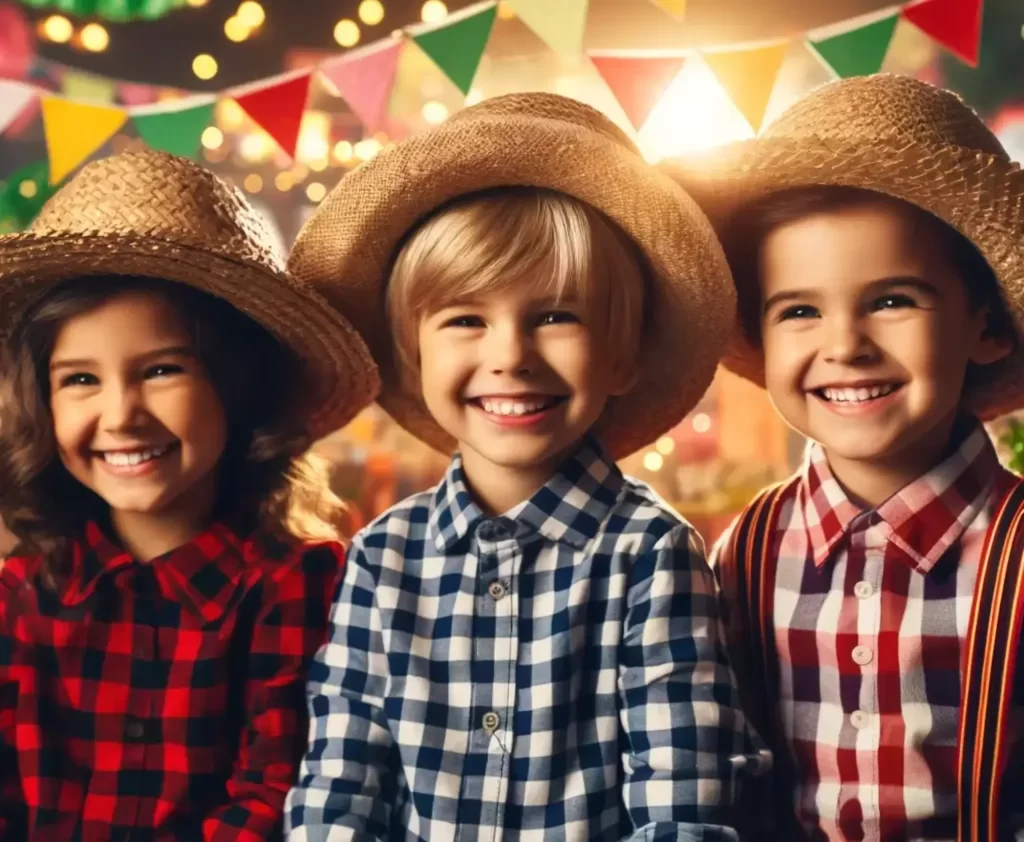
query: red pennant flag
233 71 312 159
902 0 983 67
588 53 686 131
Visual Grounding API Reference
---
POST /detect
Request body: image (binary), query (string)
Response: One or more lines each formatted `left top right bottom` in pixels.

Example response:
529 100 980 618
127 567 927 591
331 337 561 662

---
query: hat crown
447 91 640 155
763 74 1008 160
29 150 285 269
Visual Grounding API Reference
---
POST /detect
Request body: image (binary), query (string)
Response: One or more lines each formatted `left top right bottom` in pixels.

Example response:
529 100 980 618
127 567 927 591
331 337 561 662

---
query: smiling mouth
472 396 567 417
813 383 902 404
97 443 177 468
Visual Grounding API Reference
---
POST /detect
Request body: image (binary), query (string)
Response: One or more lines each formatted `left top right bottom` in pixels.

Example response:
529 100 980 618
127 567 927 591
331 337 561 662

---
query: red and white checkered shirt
713 420 1024 841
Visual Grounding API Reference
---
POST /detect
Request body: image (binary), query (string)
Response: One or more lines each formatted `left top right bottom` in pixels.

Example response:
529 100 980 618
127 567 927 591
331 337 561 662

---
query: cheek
761 330 807 391
50 399 91 456
157 386 227 461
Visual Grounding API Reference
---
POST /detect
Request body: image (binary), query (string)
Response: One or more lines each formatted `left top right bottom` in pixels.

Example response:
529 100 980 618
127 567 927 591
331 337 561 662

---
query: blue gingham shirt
286 437 767 842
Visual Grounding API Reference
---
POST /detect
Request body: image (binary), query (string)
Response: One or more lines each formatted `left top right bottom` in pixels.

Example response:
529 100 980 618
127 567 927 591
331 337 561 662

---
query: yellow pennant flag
702 40 790 133
649 0 686 19
42 97 127 184
506 0 589 58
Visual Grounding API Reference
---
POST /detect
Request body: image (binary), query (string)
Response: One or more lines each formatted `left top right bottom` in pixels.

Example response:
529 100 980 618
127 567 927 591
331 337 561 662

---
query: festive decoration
61 71 117 104
232 71 312 160
808 12 900 78
41 97 126 183
940 0 1017 117
702 40 790 132
588 52 686 130
506 0 589 59
902 0 984 66
648 0 686 20
411 1 497 94
998 417 1024 475
320 39 403 134
132 97 215 159
0 160 58 230
0 80 35 136
16 0 186 21
0 2 34 79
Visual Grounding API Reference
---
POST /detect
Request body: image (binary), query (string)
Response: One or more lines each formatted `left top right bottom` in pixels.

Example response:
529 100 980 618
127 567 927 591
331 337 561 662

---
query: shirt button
488 581 507 601
852 645 874 666
850 710 870 730
482 711 500 734
125 720 146 740
853 581 874 599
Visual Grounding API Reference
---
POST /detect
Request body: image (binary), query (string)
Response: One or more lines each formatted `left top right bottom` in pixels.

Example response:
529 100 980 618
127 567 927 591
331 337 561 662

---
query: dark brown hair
722 185 1016 348
0 275 347 584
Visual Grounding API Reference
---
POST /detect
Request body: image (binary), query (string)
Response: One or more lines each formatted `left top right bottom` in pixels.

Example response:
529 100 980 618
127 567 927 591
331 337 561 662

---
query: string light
275 172 294 192
80 22 109 52
692 412 712 433
224 16 249 42
333 140 354 163
192 54 218 80
306 182 327 203
497 1 516 19
42 15 73 43
18 180 37 199
309 158 329 172
358 0 385 25
291 163 309 182
642 452 664 472
237 1 265 28
420 0 447 23
421 101 449 124
201 126 224 150
354 138 383 161
219 99 245 128
243 173 263 193
240 132 270 162
655 436 675 456
186 0 209 6
334 18 360 47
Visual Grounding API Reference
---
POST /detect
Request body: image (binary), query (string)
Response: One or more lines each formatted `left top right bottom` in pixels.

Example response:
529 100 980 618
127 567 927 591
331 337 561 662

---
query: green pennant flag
808 13 900 79
133 100 216 160
412 3 497 95
1 160 57 229
17 0 185 21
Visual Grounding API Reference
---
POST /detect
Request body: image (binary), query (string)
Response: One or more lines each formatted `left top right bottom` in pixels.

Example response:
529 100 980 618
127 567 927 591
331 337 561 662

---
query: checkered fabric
0 521 343 842
286 437 769 842
712 419 1024 841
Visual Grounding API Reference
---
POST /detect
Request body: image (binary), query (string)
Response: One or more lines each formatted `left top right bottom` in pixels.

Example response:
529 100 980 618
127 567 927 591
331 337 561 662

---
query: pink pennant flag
118 82 159 107
0 80 36 136
320 39 403 135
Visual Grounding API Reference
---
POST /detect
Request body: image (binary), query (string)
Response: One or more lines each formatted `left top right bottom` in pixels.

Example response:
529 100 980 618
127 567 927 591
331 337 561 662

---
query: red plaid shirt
713 420 1024 841
0 521 342 842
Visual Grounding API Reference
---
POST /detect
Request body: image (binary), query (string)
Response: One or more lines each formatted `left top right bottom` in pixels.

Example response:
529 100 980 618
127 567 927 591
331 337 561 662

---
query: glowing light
309 158 329 172
219 99 245 129
306 182 327 203
240 132 270 162
42 15 73 43
692 412 712 433
354 138 383 161
358 0 385 25
243 173 263 193
186 0 208 7
497 1 516 19
80 23 109 52
421 100 449 125
642 452 664 472
420 0 447 23
275 172 294 192
291 163 309 182
18 180 37 199
237 1 265 28
192 54 219 80
297 111 331 164
201 126 224 150
465 88 484 106
334 18 360 47
333 140 354 162
224 16 249 42
655 436 676 456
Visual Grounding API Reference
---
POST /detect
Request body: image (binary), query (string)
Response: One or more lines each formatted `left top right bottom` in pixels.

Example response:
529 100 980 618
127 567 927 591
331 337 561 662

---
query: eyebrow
49 345 194 372
762 276 939 314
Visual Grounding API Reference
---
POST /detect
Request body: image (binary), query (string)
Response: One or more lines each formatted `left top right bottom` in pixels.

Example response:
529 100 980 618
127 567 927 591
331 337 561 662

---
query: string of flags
0 0 985 187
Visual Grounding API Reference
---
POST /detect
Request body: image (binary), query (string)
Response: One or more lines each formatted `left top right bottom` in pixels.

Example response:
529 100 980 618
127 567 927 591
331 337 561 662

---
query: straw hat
664 74 1024 420
0 150 380 438
289 92 736 458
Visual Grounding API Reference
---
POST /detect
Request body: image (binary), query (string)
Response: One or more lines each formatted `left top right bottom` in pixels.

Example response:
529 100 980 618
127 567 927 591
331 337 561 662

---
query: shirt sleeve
201 543 344 842
618 522 770 842
285 538 395 842
0 563 28 838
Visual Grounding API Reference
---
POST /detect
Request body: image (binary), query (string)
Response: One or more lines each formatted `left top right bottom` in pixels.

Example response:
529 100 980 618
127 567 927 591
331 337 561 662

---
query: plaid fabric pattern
286 437 769 842
0 521 342 842
713 420 1024 842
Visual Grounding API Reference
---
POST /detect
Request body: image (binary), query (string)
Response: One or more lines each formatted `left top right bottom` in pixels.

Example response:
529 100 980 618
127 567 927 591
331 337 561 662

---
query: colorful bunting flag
588 52 686 130
320 39 403 134
132 97 216 159
232 71 312 160
41 97 126 184
0 81 36 136
808 12 900 78
702 40 790 132
118 82 159 107
902 0 983 67
411 1 498 95
649 0 686 20
506 0 589 59
61 71 117 104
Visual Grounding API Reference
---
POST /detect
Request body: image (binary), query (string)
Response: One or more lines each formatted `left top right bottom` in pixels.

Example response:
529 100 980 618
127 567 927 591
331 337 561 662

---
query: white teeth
820 384 898 403
102 446 169 467
479 398 552 416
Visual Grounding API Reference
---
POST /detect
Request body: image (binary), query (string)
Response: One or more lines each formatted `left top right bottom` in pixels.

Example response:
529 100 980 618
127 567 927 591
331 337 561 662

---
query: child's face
759 200 1009 473
417 284 633 486
48 290 228 521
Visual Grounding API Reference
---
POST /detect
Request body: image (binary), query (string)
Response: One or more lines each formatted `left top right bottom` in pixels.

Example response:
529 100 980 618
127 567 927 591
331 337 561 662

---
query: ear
607 357 639 397
970 307 1015 366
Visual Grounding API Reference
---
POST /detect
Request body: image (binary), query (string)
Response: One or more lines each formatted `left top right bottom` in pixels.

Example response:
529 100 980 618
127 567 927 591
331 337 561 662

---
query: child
284 93 770 841
670 75 1024 841
0 151 380 840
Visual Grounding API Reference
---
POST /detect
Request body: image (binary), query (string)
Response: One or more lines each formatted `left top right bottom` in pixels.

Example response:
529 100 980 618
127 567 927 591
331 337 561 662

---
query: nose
484 321 534 376
100 381 147 433
822 314 878 365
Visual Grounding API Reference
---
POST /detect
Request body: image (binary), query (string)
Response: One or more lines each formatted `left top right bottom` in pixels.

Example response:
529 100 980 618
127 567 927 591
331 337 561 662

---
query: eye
774 304 819 322
871 293 917 311
144 363 186 379
441 314 484 329
537 310 581 326
59 372 99 388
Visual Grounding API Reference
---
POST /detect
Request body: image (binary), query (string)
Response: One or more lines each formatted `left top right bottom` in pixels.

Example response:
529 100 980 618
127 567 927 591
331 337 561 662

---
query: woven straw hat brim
290 110 736 459
0 231 380 439
670 136 1024 421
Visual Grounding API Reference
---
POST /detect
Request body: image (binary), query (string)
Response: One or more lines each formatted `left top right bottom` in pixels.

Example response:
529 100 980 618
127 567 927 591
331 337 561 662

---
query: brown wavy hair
0 275 349 585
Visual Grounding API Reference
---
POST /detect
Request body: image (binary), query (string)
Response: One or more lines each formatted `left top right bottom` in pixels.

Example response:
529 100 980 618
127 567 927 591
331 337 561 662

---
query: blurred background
1 0 1022 545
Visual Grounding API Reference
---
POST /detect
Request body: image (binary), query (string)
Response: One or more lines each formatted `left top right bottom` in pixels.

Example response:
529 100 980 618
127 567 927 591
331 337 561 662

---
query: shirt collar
60 521 253 621
429 435 623 553
800 418 1005 573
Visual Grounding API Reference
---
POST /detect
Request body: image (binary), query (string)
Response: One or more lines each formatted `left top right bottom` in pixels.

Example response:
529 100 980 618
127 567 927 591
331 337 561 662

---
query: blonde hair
386 187 649 389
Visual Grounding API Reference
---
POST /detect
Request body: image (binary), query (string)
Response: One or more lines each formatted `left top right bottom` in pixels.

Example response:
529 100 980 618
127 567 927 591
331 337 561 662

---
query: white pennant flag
0 80 36 136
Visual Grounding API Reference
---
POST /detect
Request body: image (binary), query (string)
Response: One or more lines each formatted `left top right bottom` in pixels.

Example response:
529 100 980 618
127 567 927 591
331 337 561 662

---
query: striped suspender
958 478 1024 842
